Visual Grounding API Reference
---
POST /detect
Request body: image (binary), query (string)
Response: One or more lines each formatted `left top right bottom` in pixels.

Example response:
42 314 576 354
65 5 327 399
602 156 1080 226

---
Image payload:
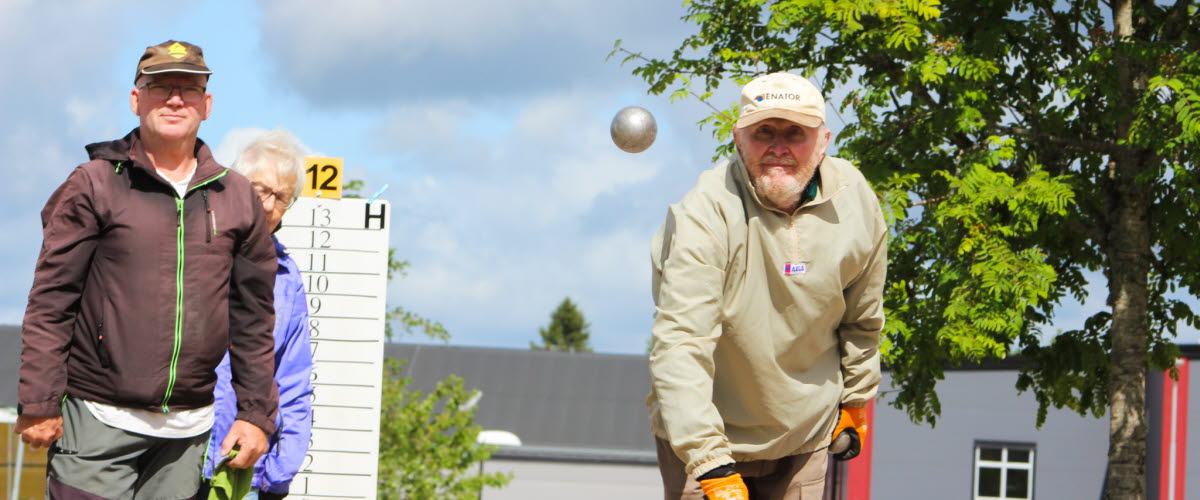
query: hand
14 415 63 450
699 473 749 500
830 405 868 460
220 419 268 468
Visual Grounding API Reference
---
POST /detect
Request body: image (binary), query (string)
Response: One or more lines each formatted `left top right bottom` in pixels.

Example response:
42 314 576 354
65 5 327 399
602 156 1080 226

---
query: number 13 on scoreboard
302 157 343 199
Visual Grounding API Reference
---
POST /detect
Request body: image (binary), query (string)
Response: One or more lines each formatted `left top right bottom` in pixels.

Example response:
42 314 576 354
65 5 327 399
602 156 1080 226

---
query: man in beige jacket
648 72 887 499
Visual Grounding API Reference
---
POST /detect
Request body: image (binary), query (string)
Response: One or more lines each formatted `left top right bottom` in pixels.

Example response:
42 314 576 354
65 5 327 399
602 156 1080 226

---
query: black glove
830 428 861 461
697 463 737 480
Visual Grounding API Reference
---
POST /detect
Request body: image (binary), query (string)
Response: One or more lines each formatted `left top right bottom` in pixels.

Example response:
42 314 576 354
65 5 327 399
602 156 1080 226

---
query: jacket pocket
95 318 112 369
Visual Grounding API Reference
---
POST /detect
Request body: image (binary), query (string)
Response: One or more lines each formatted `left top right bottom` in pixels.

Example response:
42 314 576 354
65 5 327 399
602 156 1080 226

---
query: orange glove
699 473 749 500
830 405 868 460
832 405 868 440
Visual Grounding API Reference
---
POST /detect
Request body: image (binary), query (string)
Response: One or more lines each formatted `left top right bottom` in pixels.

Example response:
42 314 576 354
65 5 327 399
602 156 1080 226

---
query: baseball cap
134 40 212 83
736 72 825 129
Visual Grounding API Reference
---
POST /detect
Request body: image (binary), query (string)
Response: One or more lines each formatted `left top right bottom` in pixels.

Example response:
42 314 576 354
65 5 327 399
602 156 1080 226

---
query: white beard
754 167 814 211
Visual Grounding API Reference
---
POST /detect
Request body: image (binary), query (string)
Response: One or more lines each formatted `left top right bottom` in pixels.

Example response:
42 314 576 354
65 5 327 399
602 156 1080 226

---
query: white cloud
256 0 695 107
212 127 322 173
413 222 463 258
236 0 726 352
545 155 657 223
0 0 723 356
382 101 473 145
0 1 152 327
212 127 270 166
370 88 710 352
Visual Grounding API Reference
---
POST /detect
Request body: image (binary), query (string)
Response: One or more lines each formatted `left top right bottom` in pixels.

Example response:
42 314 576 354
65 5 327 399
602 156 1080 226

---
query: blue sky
0 0 734 354
1 1 1195 354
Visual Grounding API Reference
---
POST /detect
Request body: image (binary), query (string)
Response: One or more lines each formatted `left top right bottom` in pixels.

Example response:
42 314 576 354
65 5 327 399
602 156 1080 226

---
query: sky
1 1 1195 355
0 0 737 354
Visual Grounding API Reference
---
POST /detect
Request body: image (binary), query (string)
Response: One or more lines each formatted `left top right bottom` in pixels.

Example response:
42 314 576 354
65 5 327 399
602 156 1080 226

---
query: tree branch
611 48 724 114
1158 0 1194 41
992 124 1130 156
913 195 950 206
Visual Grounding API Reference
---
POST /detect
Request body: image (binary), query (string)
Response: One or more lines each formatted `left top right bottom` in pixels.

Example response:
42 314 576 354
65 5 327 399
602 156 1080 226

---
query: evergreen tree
531 297 594 352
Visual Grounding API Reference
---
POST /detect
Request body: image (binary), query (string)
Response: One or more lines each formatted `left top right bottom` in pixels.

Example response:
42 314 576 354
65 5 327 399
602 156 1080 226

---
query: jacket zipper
162 170 228 412
201 190 213 243
96 318 111 368
789 217 800 267
784 175 840 274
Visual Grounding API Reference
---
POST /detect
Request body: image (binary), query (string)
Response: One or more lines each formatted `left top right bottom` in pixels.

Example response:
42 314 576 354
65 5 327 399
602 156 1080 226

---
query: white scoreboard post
275 157 389 499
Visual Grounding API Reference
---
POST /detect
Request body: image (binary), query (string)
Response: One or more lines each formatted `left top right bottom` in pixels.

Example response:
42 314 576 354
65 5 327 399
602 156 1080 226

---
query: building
390 342 1198 500
385 343 662 499
2 326 47 500
2 326 1196 499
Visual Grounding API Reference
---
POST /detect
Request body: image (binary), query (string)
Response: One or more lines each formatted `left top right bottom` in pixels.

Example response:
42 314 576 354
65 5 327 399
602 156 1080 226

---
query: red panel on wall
1158 359 1190 500
845 399 874 499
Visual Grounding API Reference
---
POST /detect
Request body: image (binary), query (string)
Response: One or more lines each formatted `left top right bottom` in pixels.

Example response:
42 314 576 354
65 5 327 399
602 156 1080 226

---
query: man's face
129 73 212 143
733 117 831 210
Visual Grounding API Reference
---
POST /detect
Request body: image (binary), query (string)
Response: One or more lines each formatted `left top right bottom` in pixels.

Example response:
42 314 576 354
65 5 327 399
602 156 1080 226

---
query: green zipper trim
164 197 184 412
161 170 229 412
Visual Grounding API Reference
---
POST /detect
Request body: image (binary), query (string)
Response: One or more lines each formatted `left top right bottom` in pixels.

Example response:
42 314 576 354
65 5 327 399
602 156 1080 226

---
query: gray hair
232 129 306 197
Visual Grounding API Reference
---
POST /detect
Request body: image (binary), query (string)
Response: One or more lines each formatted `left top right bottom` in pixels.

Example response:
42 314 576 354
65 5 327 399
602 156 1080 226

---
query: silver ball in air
610 106 657 153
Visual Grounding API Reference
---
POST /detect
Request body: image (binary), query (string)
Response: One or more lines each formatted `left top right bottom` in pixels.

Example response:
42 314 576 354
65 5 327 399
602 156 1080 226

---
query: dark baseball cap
134 40 212 84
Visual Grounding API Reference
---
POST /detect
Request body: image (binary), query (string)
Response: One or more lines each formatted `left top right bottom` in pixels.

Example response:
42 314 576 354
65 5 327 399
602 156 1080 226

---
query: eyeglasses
138 83 207 103
251 181 296 210
749 124 810 145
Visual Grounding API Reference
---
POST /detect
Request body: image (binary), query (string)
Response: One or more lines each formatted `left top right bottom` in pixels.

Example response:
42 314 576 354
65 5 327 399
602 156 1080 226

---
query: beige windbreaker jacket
647 154 887 478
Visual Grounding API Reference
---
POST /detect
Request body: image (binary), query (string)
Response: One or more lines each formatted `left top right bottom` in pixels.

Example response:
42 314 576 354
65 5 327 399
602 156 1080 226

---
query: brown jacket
19 128 280 433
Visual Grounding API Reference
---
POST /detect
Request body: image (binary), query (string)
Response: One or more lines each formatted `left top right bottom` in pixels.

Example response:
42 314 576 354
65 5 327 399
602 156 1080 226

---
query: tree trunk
1104 1 1153 498
1104 163 1152 500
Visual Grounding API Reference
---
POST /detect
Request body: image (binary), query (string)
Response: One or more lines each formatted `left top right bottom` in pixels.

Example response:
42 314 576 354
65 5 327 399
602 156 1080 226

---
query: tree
530 297 594 352
377 361 510 499
344 181 508 497
614 1 1199 498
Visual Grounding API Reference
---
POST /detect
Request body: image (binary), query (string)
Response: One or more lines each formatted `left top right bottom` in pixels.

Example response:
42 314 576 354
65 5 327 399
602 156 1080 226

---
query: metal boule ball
610 106 657 153
830 432 851 454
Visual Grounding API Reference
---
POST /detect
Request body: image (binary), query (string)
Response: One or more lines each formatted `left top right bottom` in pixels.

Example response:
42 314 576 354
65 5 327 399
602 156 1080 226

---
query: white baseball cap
736 72 825 129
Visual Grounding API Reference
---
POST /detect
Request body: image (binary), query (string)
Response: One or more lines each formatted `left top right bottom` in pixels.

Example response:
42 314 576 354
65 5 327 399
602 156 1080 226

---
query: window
973 443 1035 499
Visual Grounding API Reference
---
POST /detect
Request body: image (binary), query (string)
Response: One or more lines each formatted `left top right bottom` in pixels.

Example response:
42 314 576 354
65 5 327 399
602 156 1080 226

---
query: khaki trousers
656 438 828 500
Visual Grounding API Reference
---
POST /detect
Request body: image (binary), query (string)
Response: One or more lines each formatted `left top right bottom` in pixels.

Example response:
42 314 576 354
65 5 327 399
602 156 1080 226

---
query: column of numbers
278 198 388 500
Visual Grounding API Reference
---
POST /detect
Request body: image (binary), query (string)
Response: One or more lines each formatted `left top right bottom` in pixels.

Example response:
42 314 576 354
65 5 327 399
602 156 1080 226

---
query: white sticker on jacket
783 262 807 276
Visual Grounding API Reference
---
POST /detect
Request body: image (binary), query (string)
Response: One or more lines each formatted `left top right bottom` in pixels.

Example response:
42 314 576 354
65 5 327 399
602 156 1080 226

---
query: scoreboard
275 162 389 499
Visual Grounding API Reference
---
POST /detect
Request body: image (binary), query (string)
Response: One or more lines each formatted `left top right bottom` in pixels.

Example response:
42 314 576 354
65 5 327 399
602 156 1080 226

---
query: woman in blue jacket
205 129 314 500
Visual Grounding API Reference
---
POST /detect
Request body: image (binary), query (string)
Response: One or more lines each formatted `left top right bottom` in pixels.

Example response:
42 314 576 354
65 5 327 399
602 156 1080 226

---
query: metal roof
384 343 656 461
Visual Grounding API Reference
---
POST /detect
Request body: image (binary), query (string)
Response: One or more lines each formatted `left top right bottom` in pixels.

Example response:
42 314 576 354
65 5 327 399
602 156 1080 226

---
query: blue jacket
205 236 313 494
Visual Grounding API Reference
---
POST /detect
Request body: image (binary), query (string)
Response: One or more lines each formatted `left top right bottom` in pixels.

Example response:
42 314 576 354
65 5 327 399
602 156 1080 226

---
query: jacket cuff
262 481 292 495
18 400 63 418
236 411 278 435
689 455 735 480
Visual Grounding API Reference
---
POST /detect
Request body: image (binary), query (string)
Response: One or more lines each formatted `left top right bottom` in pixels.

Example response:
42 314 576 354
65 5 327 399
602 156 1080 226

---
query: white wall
480 459 661 499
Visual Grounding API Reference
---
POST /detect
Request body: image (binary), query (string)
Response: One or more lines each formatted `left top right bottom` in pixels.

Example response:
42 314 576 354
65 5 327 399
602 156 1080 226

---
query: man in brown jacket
15 40 279 499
